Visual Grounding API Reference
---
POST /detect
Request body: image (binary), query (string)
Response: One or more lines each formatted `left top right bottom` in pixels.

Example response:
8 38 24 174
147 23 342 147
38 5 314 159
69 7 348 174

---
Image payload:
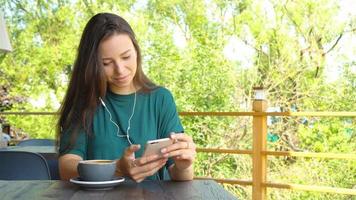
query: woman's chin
109 83 135 94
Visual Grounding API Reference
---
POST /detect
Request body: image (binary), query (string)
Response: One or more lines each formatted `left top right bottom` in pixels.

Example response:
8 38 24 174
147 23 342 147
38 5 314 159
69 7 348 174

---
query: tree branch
12 0 30 14
282 3 307 43
323 27 356 55
323 33 343 55
241 39 269 57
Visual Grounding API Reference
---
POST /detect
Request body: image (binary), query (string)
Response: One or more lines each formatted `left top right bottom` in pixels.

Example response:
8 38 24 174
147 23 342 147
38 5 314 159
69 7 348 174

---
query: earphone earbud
99 97 106 107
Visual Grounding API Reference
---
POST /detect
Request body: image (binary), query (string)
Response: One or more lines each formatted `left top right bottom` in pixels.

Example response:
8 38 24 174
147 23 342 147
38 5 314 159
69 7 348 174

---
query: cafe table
0 179 237 200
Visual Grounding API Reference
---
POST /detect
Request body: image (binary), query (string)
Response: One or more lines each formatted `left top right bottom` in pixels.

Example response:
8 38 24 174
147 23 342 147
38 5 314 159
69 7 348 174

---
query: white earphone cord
100 91 136 145
101 93 162 180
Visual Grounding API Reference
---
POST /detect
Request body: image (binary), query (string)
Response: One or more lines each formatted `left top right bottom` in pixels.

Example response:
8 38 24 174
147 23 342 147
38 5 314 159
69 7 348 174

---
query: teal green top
59 87 184 180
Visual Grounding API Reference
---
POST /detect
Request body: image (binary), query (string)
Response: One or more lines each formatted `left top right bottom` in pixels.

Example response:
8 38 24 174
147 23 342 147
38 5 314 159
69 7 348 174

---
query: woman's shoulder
149 86 175 99
144 86 175 102
150 86 172 96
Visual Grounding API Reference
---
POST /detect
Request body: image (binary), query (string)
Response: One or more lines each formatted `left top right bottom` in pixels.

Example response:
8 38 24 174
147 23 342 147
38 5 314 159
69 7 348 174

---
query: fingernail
161 148 166 153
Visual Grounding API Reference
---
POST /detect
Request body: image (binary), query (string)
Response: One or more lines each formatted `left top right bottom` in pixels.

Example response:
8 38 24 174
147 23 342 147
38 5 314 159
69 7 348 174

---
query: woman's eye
103 62 111 66
122 56 130 60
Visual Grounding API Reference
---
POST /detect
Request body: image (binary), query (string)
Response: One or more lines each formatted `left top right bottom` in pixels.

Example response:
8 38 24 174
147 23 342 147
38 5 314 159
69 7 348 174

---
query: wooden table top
0 179 237 200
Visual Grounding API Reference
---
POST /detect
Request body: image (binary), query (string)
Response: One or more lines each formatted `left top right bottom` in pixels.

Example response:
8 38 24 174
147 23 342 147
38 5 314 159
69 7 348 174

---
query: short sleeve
156 88 184 173
59 129 87 159
158 88 184 138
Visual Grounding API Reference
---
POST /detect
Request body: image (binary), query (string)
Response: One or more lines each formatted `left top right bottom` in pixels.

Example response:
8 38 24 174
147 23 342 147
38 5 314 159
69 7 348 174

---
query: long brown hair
57 13 155 151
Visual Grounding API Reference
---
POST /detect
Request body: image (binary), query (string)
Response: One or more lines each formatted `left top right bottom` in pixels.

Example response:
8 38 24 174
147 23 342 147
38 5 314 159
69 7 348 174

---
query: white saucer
70 177 125 190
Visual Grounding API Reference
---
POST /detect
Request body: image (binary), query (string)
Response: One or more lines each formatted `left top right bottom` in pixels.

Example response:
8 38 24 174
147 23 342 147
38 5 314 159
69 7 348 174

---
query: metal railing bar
263 151 356 160
263 182 356 195
181 111 356 116
196 148 356 160
196 148 253 155
194 177 253 186
194 178 356 196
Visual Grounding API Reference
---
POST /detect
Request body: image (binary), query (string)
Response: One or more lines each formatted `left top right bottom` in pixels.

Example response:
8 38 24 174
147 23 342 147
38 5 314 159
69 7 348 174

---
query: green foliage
298 118 355 153
0 0 355 199
268 157 356 200
5 115 56 139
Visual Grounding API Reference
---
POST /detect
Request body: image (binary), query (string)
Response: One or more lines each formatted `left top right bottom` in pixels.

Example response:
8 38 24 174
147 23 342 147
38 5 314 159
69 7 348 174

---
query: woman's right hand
117 144 168 182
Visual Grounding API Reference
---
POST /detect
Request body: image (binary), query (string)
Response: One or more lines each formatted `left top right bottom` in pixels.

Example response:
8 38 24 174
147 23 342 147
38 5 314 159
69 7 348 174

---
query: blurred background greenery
0 0 355 199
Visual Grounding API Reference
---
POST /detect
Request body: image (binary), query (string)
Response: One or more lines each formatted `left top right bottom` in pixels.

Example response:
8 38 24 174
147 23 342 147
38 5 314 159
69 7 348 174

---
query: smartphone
142 138 173 157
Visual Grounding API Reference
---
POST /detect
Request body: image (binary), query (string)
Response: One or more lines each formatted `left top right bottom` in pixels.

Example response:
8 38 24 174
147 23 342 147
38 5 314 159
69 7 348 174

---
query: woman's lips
113 75 129 82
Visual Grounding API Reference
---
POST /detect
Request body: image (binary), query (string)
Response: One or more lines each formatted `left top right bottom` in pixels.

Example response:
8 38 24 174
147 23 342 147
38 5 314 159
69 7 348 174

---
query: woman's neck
109 84 141 95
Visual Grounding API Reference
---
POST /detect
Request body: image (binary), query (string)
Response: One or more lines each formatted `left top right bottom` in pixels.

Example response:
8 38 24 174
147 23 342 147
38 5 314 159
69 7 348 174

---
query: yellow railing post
252 87 268 200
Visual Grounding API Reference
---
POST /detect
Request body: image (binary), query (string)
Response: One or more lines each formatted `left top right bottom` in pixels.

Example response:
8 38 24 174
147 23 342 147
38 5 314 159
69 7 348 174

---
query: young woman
57 13 195 182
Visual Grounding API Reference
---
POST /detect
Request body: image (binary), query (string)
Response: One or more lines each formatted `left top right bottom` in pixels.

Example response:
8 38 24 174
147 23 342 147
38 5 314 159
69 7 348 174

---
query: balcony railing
181 110 356 199
1 103 355 199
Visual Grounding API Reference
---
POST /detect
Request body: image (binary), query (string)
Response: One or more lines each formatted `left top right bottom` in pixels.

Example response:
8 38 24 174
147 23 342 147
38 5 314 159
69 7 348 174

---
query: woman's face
99 33 138 94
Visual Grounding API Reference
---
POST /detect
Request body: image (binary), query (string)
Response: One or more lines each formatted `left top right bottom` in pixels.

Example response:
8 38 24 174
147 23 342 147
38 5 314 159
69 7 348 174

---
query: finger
136 178 144 183
176 151 196 160
136 154 161 165
166 148 196 159
131 159 166 181
131 158 167 176
161 141 187 153
129 156 165 174
170 133 192 142
124 144 141 157
162 141 196 154
133 162 166 182
132 160 167 181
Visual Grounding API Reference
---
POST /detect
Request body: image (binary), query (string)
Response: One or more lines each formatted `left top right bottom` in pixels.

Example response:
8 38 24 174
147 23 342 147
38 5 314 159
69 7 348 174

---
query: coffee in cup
77 160 116 181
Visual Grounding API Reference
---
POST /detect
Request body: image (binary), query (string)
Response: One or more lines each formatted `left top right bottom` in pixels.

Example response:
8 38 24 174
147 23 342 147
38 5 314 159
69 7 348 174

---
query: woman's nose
113 61 125 73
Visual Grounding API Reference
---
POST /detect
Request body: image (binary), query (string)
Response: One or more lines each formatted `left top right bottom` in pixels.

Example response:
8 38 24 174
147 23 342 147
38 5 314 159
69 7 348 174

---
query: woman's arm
169 163 194 181
58 154 82 180
164 133 196 181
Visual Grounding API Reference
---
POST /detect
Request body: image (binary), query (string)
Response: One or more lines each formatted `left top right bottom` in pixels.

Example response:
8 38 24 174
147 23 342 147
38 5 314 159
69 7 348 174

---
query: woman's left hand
161 133 196 170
